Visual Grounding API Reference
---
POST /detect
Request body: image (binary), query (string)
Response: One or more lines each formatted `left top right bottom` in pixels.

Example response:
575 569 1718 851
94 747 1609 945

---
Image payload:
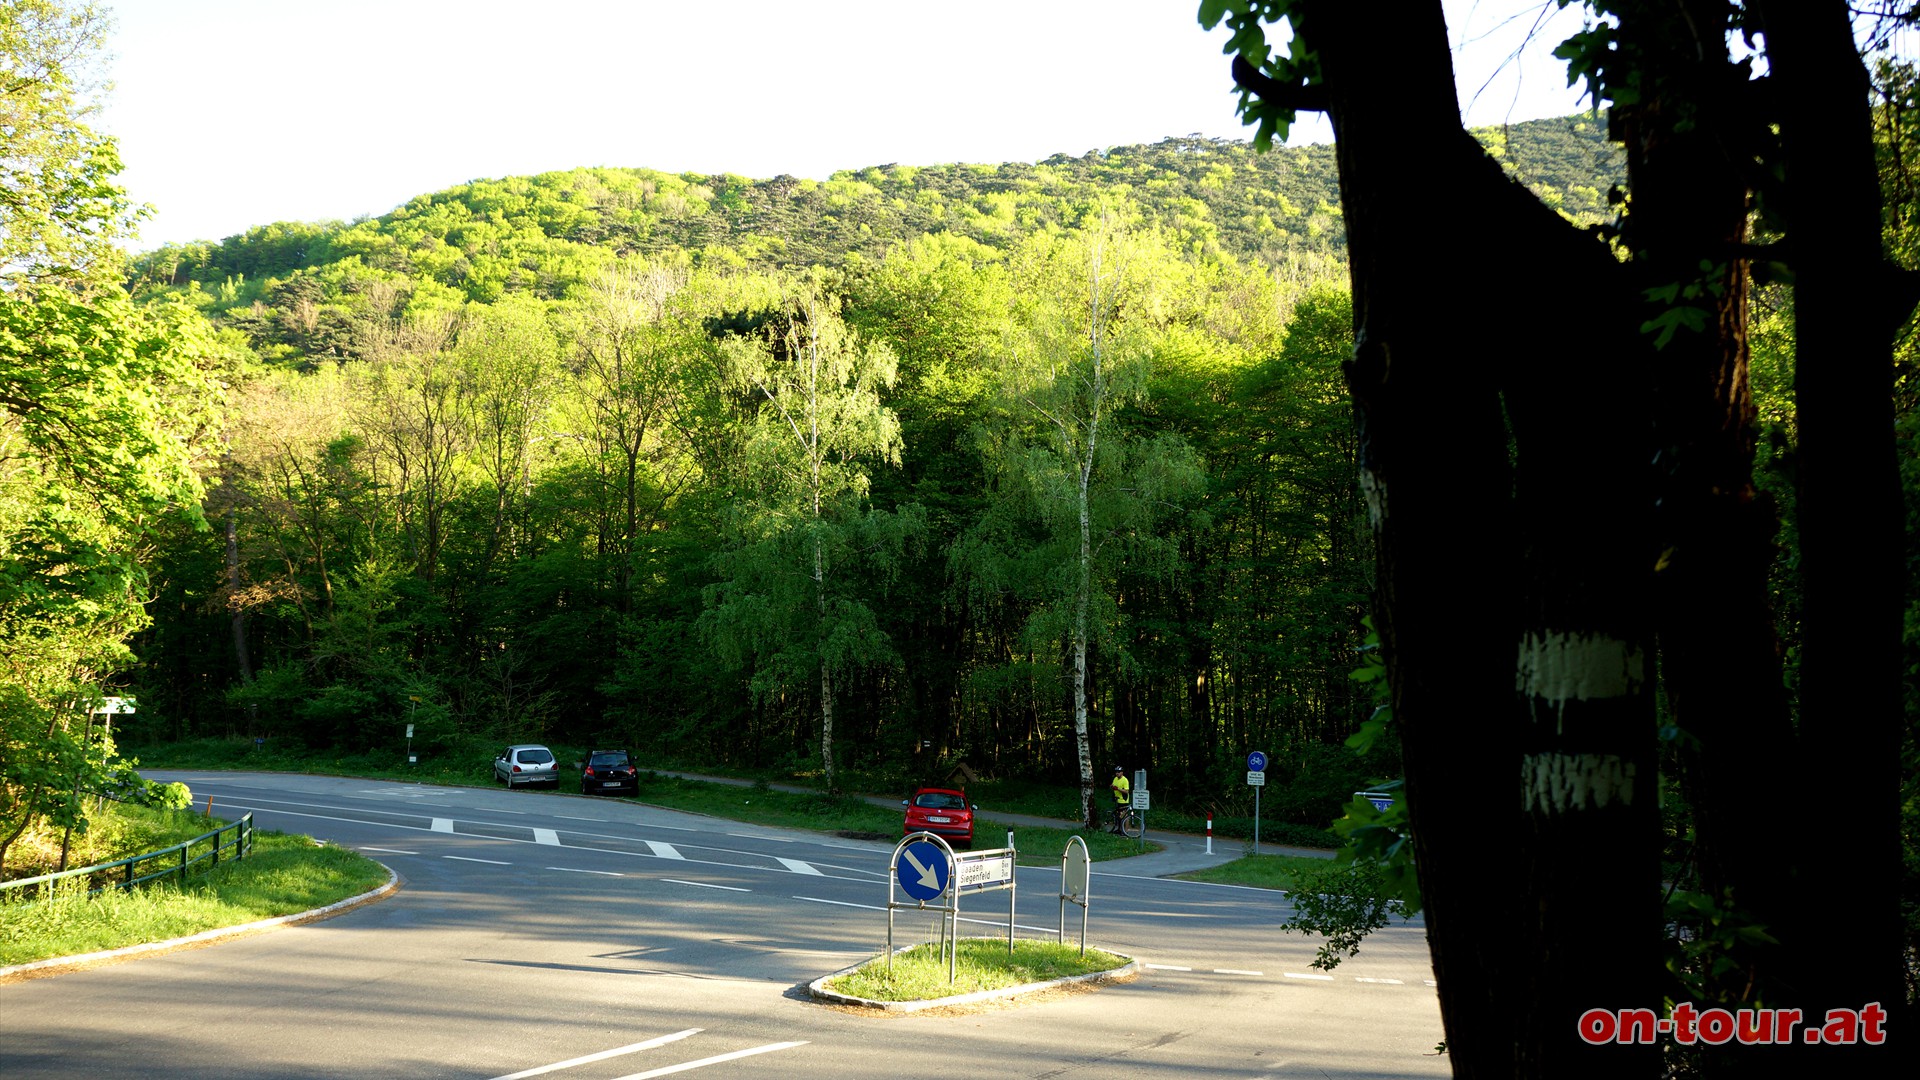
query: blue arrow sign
896 840 950 902
1246 750 1268 773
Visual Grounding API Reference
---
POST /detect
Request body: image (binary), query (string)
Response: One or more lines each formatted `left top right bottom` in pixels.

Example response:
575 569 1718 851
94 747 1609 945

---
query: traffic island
809 938 1136 1013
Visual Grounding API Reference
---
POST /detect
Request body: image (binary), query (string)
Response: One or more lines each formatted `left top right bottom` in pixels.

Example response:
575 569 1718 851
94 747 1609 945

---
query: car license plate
602 781 621 787
928 815 950 823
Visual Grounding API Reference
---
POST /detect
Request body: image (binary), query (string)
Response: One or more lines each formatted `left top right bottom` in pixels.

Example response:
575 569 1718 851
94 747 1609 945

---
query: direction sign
1247 770 1266 786
1246 750 1268 772
895 840 950 901
956 850 1014 889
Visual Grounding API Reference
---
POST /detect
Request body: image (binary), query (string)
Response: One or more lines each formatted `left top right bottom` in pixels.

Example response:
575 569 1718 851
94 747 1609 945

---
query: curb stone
808 941 1138 1012
0 863 399 983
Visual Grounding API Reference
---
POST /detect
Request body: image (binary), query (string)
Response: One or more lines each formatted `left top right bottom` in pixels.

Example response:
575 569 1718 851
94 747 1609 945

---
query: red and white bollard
1206 815 1213 855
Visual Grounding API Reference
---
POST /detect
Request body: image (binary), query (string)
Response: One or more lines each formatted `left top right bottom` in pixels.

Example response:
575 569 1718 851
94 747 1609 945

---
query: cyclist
1109 765 1131 833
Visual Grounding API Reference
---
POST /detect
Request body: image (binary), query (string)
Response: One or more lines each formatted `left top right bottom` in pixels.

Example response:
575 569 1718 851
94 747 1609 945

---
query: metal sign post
888 833 957 979
1130 788 1150 852
1247 750 1268 855
888 833 1021 983
1058 836 1091 955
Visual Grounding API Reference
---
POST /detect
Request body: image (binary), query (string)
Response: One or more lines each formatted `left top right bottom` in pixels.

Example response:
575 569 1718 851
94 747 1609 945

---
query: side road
645 769 1334 878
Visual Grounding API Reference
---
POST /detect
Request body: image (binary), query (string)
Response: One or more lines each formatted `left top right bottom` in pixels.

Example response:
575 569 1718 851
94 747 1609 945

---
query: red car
902 786 975 847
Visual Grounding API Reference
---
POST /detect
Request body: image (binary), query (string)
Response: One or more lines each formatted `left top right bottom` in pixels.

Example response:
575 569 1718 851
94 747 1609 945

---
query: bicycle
1109 803 1143 838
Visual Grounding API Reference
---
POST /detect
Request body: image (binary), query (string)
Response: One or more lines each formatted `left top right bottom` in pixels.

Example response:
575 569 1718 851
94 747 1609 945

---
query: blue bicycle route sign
1246 750 1268 773
896 839 951 902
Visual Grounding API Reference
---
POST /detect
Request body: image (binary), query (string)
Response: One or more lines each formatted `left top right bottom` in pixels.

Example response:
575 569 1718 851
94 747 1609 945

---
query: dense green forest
86 116 1621 825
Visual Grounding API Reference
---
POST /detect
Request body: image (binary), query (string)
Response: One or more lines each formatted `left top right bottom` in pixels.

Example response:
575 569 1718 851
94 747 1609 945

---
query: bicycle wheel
1121 811 1143 838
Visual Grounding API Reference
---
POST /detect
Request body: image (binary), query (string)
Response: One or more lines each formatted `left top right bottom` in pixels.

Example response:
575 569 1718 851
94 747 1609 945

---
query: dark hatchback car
580 749 638 795
902 786 975 847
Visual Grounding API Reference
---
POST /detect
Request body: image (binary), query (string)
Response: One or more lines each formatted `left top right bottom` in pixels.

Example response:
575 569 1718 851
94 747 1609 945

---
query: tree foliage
1 0 225 873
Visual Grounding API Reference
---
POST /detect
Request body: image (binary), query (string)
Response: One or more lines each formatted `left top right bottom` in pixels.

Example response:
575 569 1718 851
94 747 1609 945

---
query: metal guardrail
0 813 254 899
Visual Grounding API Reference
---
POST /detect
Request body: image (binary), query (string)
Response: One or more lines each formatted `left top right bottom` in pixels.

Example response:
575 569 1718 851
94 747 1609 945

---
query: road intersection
1 771 1446 1079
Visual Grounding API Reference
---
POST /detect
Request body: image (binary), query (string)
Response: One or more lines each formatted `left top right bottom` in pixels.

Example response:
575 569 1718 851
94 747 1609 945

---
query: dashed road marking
360 846 418 855
1355 977 1404 984
611 1040 807 1080
665 879 749 892
1144 964 1192 971
549 867 621 877
776 857 822 876
445 855 510 865
1215 968 1264 976
486 1029 700 1080
1284 972 1335 981
645 840 685 860
431 818 453 833
533 828 560 846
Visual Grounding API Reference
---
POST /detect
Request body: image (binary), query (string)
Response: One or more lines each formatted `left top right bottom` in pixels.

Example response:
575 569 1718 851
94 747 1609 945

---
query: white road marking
431 818 454 833
776 857 822 876
192 800 876 885
445 856 510 865
1355 977 1404 984
645 840 684 860
956 915 1058 934
729 833 791 842
533 828 560 846
612 1041 808 1080
1144 964 1192 971
1284 972 1335 981
1425 980 1439 986
554 815 603 821
359 847 418 855
794 896 884 911
548 867 621 877
1214 968 1264 976
487 1029 701 1080
665 879 749 892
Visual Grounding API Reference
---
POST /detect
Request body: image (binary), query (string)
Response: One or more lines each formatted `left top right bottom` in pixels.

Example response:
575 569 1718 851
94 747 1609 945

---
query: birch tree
965 222 1203 827
702 277 918 793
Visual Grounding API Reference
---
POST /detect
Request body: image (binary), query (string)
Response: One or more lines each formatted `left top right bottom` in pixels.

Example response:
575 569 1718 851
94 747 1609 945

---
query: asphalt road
0 771 1446 1079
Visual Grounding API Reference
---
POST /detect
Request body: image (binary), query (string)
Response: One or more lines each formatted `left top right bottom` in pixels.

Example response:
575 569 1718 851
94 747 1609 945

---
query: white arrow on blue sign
1246 750 1268 772
896 840 950 901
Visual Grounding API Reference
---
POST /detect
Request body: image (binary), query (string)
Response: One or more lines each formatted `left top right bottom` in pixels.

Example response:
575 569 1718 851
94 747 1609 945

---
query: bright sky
98 1 1592 251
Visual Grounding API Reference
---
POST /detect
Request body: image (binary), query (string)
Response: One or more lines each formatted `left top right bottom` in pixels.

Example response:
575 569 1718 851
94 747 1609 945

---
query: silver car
493 744 557 789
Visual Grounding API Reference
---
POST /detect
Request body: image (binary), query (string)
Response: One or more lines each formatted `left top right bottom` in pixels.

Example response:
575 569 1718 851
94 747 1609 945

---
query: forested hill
107 110 1626 818
130 113 1618 321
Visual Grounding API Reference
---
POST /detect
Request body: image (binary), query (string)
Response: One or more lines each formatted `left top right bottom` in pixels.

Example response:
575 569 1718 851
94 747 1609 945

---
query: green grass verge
825 937 1128 1002
0 825 390 967
1172 851 1334 890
